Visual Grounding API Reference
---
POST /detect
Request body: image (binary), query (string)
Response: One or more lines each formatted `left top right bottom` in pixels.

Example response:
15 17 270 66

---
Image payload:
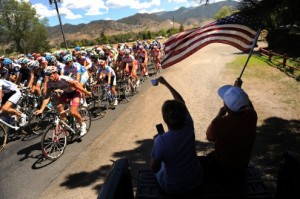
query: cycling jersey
0 79 19 93
137 49 147 59
0 66 9 79
47 75 76 93
98 65 116 77
61 62 86 78
122 54 136 67
0 79 21 104
8 63 20 75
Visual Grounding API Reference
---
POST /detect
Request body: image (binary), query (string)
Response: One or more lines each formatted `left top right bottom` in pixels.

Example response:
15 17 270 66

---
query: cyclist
136 45 149 77
151 46 162 73
122 49 140 86
75 51 92 69
27 60 44 97
5 58 20 83
16 58 30 86
0 58 11 80
97 59 118 106
0 79 27 126
61 54 89 107
34 66 92 136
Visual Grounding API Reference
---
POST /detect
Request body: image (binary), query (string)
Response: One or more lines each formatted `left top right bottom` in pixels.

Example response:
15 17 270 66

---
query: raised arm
157 76 185 104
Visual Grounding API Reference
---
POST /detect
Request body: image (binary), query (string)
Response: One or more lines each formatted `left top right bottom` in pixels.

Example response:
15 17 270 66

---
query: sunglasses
65 61 71 65
45 72 53 76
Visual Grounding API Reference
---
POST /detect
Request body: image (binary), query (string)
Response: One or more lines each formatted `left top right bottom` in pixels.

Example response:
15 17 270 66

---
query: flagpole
238 29 261 79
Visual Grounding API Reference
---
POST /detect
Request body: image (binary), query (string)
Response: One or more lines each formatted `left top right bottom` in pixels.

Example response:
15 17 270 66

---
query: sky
24 0 228 27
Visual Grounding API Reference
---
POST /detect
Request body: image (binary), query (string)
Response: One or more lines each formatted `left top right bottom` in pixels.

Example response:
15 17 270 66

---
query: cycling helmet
124 49 131 55
27 60 40 69
48 56 57 65
86 47 92 52
3 58 13 66
99 50 105 56
106 45 111 50
74 46 81 51
44 52 51 57
19 58 29 64
45 54 52 62
53 51 60 58
63 54 73 63
44 66 58 74
90 54 99 60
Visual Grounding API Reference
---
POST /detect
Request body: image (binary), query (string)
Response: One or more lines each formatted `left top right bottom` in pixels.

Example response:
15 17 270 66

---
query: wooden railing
259 48 300 73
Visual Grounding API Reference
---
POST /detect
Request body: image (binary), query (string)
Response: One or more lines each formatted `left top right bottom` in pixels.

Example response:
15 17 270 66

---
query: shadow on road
252 117 300 193
57 117 300 195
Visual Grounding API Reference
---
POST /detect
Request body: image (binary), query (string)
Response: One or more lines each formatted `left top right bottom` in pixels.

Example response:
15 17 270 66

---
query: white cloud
59 7 82 20
32 3 57 18
106 0 160 10
61 0 109 16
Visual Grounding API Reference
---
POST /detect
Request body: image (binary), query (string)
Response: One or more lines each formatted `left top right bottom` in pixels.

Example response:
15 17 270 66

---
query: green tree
0 0 50 53
214 6 238 19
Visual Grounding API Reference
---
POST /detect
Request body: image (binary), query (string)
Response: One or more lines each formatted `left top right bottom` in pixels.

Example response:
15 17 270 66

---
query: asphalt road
0 71 155 199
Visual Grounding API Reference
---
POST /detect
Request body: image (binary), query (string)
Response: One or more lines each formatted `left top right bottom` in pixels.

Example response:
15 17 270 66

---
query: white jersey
0 79 19 93
98 65 116 77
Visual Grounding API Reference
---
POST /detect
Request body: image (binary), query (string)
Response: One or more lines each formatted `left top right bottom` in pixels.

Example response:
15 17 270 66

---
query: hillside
47 1 238 45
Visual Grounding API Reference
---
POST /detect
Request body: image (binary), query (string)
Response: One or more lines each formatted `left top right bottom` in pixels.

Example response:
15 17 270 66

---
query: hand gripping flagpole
238 29 261 79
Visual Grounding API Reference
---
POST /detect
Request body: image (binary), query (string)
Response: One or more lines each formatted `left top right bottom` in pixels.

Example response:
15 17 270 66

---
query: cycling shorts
2 90 21 105
58 90 81 107
104 75 116 86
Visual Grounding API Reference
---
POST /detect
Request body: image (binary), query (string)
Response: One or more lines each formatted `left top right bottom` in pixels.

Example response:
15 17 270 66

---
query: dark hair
162 100 187 130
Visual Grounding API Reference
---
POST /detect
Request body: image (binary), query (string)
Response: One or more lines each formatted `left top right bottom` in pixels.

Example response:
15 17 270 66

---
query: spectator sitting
150 76 204 194
204 78 257 181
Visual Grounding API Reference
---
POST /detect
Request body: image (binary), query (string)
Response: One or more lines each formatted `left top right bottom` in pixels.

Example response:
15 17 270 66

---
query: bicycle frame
53 115 76 135
0 117 20 131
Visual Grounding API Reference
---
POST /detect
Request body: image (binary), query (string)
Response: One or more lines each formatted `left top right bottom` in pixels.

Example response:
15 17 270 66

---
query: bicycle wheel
41 124 67 161
123 81 133 102
134 81 142 94
116 81 123 101
0 124 7 152
98 91 109 116
79 107 92 133
28 108 55 135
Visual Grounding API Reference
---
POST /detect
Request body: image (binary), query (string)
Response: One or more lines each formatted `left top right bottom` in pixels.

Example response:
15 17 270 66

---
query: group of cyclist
0 39 163 136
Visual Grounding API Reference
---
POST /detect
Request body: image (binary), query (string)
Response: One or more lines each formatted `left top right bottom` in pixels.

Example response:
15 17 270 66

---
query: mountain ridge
47 1 238 45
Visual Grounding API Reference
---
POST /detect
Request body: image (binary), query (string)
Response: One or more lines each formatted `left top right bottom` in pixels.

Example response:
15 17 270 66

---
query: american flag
162 13 261 69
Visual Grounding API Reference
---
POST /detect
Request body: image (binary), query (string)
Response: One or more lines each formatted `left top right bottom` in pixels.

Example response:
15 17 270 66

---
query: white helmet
44 66 58 74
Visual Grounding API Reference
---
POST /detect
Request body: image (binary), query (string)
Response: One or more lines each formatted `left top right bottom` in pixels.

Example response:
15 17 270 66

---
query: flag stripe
164 23 256 48
164 28 255 56
162 36 253 69
161 13 261 69
164 24 256 55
